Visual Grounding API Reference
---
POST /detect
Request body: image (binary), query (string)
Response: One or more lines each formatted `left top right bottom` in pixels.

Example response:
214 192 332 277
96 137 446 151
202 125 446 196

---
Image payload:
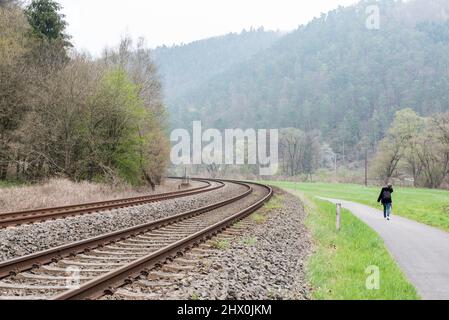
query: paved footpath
319 197 449 300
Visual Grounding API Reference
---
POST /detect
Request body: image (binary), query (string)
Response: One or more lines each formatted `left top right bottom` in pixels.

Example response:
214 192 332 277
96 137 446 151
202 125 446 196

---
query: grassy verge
266 181 449 233
0 178 161 212
0 181 23 188
292 191 419 300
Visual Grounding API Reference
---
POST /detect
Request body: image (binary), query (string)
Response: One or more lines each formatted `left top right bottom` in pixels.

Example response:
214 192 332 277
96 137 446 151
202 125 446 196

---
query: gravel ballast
111 188 312 300
0 181 247 261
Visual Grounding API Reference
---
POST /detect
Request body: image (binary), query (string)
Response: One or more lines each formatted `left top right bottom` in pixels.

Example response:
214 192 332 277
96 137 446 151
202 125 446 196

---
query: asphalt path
319 197 449 300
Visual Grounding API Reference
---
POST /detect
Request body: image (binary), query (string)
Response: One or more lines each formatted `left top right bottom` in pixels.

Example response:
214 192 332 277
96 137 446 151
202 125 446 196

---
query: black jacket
377 187 393 204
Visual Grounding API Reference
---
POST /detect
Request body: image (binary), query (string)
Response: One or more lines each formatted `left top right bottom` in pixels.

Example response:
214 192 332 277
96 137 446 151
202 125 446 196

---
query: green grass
246 195 283 225
0 181 22 188
242 237 257 246
267 181 449 233
297 193 418 300
251 213 268 224
211 239 230 250
190 292 201 300
264 194 284 210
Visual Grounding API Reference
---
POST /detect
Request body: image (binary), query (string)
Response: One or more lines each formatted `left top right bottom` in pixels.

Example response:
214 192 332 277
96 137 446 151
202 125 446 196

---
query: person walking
377 183 393 220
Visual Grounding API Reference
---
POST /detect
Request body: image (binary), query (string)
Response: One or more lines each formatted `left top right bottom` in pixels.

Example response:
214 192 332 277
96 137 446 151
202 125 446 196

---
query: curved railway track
0 179 223 228
0 179 273 300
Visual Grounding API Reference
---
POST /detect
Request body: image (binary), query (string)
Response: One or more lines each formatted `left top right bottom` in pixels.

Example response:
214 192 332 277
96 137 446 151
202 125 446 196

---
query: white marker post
336 203 342 232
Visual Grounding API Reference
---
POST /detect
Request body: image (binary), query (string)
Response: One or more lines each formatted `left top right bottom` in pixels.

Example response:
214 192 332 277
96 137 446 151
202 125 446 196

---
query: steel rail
0 180 252 280
0 179 223 228
53 181 272 300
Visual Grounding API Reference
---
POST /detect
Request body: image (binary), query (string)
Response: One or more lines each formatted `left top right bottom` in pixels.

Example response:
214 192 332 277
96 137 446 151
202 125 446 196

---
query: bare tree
416 135 449 189
279 128 321 179
101 37 169 187
419 114 449 188
374 140 405 184
372 109 422 184
0 5 30 180
0 0 19 8
279 128 304 176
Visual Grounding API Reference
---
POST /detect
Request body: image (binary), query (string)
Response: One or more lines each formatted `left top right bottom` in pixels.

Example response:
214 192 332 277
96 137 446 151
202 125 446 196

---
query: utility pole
365 149 368 187
334 153 338 174
361 136 369 187
183 165 188 184
336 203 342 232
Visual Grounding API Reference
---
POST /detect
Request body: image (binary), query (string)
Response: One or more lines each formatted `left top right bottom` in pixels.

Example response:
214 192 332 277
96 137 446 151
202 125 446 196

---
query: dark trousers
383 203 392 218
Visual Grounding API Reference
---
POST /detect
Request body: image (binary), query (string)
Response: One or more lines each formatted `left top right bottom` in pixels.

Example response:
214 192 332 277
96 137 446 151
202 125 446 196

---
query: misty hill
155 0 449 161
152 28 282 127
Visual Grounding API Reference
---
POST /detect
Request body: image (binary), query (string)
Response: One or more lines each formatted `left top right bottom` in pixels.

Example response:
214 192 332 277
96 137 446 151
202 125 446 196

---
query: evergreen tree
25 0 71 46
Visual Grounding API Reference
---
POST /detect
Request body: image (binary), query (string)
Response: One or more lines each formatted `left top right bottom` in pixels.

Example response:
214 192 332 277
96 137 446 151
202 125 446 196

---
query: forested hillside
152 28 282 128
0 0 169 188
156 0 449 164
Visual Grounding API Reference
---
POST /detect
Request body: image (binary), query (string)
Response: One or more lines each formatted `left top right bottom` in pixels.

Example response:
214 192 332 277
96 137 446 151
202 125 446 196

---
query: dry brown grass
0 178 181 213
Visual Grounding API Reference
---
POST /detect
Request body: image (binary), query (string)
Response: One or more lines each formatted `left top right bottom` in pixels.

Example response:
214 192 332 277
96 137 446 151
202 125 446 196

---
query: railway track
0 179 223 228
0 180 272 300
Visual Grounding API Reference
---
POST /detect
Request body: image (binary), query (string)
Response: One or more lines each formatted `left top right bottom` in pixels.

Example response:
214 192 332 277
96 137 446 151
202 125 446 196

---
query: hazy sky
57 0 357 55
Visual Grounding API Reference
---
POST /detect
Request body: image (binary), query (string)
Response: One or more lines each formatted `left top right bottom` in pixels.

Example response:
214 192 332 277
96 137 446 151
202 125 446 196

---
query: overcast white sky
57 0 357 55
